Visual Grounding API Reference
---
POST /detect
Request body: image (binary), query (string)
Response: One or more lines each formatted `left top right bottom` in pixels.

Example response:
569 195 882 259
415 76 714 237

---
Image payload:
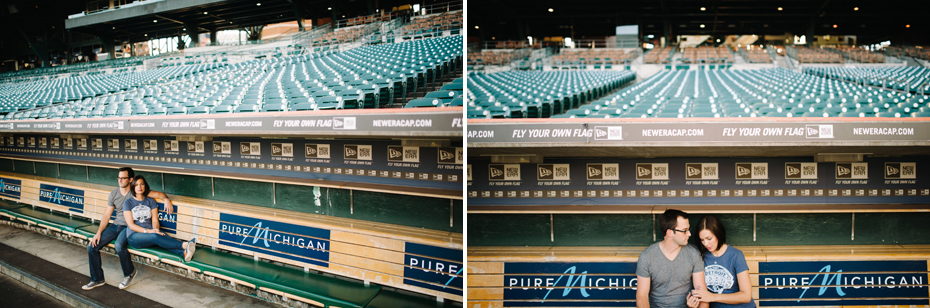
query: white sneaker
184 238 196 262
82 280 105 290
118 268 137 290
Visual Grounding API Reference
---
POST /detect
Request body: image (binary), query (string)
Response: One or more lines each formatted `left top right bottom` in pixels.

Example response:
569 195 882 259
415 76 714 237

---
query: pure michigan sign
38 184 84 214
219 213 331 267
504 262 638 307
759 260 929 306
404 243 464 297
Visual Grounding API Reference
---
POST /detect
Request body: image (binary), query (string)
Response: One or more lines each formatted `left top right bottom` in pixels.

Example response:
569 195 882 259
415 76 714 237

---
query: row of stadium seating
739 48 773 63
512 68 929 118
2 35 462 119
466 71 636 118
643 47 675 64
786 46 843 63
803 66 930 95
0 56 153 82
549 49 638 70
824 46 885 63
0 63 226 115
680 46 734 64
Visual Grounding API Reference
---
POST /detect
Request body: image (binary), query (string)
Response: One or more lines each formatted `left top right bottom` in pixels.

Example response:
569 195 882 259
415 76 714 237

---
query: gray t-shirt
636 242 705 308
108 188 133 226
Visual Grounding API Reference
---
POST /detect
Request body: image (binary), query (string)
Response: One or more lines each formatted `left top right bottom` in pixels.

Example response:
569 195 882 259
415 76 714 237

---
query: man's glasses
672 228 690 234
118 177 131 180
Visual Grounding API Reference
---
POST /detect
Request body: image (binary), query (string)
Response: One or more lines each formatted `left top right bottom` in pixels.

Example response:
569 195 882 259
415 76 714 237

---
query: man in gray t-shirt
83 167 173 291
636 209 707 308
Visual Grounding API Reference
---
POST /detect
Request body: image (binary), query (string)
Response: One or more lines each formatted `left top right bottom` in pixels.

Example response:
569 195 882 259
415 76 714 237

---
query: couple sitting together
637 209 755 308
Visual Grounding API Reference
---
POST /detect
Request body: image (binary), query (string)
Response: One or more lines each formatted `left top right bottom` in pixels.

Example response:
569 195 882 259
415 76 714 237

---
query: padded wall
469 212 930 246
3 162 460 232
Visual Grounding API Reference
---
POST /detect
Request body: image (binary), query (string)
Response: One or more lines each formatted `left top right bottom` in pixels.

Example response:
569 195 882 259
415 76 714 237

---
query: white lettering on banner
468 130 494 138
853 127 915 136
509 129 594 139
272 119 335 128
642 129 704 137
16 124 31 128
225 121 263 127
372 119 433 128
131 122 155 128
64 124 83 128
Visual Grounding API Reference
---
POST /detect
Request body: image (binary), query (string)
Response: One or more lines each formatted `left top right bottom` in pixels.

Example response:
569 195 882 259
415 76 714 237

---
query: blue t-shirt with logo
703 246 756 308
123 197 158 238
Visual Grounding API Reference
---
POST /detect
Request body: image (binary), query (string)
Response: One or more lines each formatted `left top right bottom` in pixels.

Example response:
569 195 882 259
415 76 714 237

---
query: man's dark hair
659 209 688 235
130 175 151 198
697 215 727 254
118 167 134 179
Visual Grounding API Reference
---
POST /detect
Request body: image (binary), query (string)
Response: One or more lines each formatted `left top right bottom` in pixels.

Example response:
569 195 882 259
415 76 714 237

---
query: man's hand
89 233 101 247
687 291 702 308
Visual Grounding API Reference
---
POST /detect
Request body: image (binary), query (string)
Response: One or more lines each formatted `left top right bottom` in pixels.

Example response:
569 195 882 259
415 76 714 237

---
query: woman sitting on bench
123 175 196 262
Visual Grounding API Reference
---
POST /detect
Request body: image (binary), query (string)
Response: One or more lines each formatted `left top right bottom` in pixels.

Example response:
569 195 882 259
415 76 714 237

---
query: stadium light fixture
700 7 706 11
906 24 911 28
256 3 261 6
700 24 705 28
475 26 479 29
777 7 783 11
204 12 207 14
833 24 838 28
853 7 859 11
548 8 553 12
327 7 332 10
153 19 157 23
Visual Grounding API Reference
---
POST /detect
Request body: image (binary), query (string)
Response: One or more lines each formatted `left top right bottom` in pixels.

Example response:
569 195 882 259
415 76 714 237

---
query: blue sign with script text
0 178 22 199
759 260 929 306
218 213 330 267
504 262 638 307
403 242 463 297
38 184 84 214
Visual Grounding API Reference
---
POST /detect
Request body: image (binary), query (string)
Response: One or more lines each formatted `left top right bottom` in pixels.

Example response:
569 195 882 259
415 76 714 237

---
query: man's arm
146 190 173 214
636 276 651 308
89 205 114 247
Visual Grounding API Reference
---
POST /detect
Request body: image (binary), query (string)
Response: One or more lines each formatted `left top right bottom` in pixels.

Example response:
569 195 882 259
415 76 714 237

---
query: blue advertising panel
157 203 177 235
403 242 464 297
759 261 929 306
38 184 84 214
0 177 22 199
503 262 638 307
218 213 330 267
2 134 462 191
469 157 929 206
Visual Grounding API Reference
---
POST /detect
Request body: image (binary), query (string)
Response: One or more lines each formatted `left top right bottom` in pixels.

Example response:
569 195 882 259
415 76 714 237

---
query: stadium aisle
0 224 278 308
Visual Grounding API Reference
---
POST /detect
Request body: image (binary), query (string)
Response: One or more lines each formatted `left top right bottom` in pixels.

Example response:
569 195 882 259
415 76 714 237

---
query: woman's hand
691 289 715 303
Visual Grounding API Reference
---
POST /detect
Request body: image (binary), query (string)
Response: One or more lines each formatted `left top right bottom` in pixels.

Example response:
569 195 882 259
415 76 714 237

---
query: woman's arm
123 210 148 233
693 270 753 304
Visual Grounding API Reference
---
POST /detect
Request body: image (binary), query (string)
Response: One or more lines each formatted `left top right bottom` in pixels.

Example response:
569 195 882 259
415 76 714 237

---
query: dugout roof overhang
65 0 312 43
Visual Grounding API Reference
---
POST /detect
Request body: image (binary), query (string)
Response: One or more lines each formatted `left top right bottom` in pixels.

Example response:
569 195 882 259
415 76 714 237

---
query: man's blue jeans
127 232 185 257
87 224 134 283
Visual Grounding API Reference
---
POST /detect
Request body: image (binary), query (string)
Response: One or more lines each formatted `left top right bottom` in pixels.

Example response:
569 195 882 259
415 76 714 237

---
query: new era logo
885 162 917 179
333 117 356 130
687 166 702 177
306 145 317 155
538 166 553 179
489 166 504 179
594 126 623 140
345 147 358 158
588 166 602 178
389 148 402 159
806 125 834 139
439 149 455 161
837 165 851 176
638 166 652 178
737 165 751 177
786 165 800 177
